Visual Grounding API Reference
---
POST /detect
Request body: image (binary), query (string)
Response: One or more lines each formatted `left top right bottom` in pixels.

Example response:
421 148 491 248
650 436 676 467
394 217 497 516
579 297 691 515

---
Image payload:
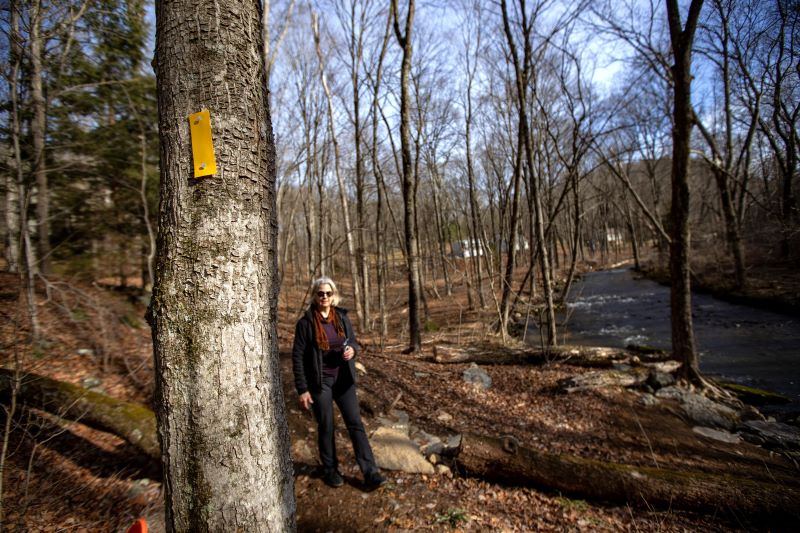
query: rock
463 363 492 389
739 405 767 422
436 464 452 477
377 409 411 435
291 439 315 464
413 429 444 456
643 360 682 374
692 426 741 444
81 376 103 389
77 349 94 356
436 410 453 423
654 386 684 401
656 386 740 430
646 370 675 390
414 372 429 378
442 434 462 455
126 478 151 499
355 361 367 375
371 427 435 474
638 393 659 407
738 420 800 450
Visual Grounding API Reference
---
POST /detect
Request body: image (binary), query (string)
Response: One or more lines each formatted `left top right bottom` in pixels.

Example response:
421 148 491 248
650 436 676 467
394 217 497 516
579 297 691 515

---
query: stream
560 268 800 412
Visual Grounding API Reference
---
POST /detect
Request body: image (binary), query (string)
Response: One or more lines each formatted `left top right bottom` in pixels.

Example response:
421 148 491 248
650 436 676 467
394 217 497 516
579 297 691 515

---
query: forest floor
0 256 798 532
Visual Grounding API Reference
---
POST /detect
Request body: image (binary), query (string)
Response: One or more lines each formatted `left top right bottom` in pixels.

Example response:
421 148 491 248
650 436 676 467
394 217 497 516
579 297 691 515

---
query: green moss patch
720 382 790 405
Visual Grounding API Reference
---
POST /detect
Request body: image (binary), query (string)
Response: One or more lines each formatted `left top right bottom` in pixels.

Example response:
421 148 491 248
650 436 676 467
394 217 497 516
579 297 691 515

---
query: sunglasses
317 291 333 298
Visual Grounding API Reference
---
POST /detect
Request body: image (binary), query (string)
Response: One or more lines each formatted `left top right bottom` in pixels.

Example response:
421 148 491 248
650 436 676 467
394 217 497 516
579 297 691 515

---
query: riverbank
560 266 800 417
638 259 800 316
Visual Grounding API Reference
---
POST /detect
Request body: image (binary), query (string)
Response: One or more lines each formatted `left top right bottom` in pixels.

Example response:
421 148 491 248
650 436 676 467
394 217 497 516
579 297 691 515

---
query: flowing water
560 268 800 412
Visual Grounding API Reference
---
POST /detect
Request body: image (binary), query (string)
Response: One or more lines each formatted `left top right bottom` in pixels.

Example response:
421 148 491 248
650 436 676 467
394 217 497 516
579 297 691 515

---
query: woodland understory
0 247 798 533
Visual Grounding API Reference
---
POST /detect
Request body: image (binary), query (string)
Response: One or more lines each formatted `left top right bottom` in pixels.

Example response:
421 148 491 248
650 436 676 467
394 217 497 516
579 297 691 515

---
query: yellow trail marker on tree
188 109 217 177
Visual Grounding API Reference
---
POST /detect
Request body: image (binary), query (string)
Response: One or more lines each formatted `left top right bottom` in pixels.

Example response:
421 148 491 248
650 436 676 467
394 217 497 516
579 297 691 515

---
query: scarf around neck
313 307 345 351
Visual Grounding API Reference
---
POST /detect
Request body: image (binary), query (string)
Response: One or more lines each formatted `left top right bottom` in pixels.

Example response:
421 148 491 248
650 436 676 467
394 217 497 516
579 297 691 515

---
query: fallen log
432 343 669 367
456 432 799 524
0 368 159 459
558 367 650 393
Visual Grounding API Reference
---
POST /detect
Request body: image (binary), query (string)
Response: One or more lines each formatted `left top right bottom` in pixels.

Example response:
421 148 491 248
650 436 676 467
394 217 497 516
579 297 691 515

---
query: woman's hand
298 392 313 410
342 345 355 361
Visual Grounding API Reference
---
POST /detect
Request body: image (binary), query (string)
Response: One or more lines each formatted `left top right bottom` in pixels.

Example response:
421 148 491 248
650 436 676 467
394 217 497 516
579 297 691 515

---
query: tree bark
456 432 799 524
391 0 422 352
6 0 22 274
500 0 557 346
30 0 49 275
499 128 524 336
666 0 704 384
150 1 295 530
368 13 392 342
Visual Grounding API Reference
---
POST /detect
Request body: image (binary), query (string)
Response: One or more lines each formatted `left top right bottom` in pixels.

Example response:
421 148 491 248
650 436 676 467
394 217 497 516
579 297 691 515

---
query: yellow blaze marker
188 109 217 177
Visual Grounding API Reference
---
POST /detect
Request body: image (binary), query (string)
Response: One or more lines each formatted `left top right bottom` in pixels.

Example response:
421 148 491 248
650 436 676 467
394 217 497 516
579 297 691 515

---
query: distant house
498 235 530 254
606 229 625 245
451 239 483 258
451 235 529 258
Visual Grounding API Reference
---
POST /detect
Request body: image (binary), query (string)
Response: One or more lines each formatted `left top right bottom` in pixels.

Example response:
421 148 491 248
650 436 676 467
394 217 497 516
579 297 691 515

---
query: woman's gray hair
311 276 340 307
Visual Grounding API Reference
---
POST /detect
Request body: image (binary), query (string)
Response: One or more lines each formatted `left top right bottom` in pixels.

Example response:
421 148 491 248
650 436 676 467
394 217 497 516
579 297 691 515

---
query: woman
292 276 386 489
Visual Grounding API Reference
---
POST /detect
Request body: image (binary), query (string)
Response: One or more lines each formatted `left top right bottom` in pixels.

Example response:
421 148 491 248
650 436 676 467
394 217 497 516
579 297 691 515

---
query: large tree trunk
369 15 391 342
559 174 581 302
9 4 41 343
465 82 486 310
150 1 295 530
499 129 524 336
666 0 704 384
347 2 371 332
5 0 22 275
392 0 422 352
456 433 799 524
30 0 49 275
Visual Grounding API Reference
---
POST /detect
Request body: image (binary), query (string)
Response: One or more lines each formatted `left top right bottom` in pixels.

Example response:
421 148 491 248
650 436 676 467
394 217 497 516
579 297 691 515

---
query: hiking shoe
322 470 344 488
364 471 386 489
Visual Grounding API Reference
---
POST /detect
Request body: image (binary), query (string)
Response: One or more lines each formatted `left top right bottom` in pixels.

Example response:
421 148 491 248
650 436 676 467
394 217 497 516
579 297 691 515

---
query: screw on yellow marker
188 109 217 177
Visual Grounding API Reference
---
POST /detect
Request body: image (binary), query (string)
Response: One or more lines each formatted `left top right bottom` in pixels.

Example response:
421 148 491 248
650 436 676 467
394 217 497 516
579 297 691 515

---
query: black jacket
292 306 359 395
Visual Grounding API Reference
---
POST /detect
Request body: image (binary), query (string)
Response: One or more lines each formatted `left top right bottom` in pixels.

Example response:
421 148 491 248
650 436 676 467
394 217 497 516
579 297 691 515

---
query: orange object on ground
125 518 148 533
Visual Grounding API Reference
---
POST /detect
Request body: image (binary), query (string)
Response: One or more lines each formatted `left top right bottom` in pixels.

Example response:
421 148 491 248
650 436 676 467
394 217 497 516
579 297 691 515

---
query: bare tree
150 0 295 529
312 11 365 331
391 0 422 352
499 0 559 346
666 0 705 384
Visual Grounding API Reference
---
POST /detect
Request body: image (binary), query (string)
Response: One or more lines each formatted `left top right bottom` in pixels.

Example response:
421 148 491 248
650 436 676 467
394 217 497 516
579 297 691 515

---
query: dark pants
311 372 377 475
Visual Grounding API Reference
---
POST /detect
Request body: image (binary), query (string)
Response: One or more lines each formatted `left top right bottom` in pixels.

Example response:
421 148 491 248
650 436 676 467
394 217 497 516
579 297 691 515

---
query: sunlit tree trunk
312 12 364 331
500 0 557 346
4 0 22 274
30 0 49 275
500 128 524 336
8 0 40 343
392 0 422 352
150 1 295 530
368 13 392 341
